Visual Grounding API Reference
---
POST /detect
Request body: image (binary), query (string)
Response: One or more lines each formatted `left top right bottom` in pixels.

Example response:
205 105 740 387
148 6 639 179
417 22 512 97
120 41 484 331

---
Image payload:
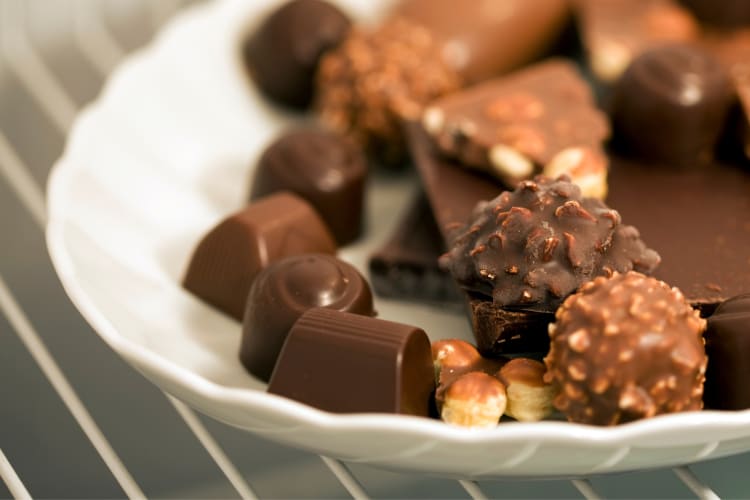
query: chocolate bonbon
703 294 750 410
576 0 699 82
267 308 434 416
678 0 750 29
240 254 375 382
422 60 610 187
544 272 707 425
611 44 733 167
242 0 351 109
250 127 367 245
440 175 660 310
316 18 461 164
182 192 336 320
392 0 572 84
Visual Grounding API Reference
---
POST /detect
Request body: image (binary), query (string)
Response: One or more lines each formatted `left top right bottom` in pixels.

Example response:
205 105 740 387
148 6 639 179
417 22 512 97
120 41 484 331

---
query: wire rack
0 0 748 498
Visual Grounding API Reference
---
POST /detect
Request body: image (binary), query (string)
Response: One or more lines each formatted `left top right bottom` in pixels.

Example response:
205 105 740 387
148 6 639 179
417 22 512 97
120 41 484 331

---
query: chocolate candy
242 0 351 108
250 127 367 245
182 192 336 320
369 193 461 303
392 0 572 84
267 308 435 416
440 175 661 311
545 272 707 426
703 294 750 410
316 18 461 164
240 254 375 382
678 0 750 29
422 60 610 187
611 44 734 167
576 0 699 82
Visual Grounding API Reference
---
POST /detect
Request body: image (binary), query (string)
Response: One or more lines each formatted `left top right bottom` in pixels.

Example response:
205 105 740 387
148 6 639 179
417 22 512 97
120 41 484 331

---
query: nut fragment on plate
421 60 609 187
497 358 557 422
544 271 707 425
441 372 507 428
432 339 505 409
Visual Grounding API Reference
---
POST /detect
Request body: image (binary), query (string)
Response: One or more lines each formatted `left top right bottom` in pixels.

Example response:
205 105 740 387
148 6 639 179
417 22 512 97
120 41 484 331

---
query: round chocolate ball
611 44 733 167
678 0 750 29
250 127 368 245
242 0 351 109
240 254 375 382
544 272 707 426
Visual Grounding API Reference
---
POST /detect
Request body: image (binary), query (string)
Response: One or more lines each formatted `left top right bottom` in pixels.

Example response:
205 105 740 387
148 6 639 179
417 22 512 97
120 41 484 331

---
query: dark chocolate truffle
182 192 336 320
439 175 661 311
242 0 351 109
240 254 375 382
250 127 367 245
703 294 750 410
611 44 734 167
678 0 750 29
545 272 707 426
268 308 435 416
316 18 462 164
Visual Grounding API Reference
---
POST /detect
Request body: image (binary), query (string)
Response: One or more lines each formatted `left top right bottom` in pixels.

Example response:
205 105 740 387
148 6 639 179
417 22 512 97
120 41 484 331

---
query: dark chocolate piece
545 272 707 426
267 308 435 416
250 127 367 245
678 0 750 29
611 44 734 167
182 192 336 320
240 254 375 382
422 60 610 186
607 157 750 309
392 0 572 84
368 193 461 303
242 0 351 108
703 294 750 410
315 18 462 165
441 175 660 310
576 0 699 82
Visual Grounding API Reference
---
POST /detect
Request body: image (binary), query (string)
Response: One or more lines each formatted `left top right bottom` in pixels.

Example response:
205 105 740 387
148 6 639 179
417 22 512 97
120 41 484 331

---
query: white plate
46 0 750 478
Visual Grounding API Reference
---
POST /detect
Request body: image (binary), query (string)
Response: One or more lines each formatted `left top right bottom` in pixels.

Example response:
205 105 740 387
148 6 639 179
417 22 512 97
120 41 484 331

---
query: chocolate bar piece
368 193 461 303
422 60 610 187
182 192 336 320
250 127 368 245
576 0 699 83
703 294 750 410
240 254 375 382
268 308 435 416
392 0 572 84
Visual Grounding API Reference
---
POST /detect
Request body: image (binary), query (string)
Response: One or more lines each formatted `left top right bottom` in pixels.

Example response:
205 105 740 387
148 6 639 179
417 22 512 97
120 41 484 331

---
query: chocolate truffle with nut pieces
544 271 707 426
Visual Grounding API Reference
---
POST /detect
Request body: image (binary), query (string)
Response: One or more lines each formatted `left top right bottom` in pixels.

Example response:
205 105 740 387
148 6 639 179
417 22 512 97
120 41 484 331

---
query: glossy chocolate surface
240 254 375 382
268 308 435 416
703 294 750 410
611 44 733 166
182 192 336 320
242 0 350 108
250 127 368 244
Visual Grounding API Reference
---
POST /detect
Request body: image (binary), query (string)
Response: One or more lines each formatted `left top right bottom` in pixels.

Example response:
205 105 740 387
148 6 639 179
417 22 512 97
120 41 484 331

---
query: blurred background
0 0 749 498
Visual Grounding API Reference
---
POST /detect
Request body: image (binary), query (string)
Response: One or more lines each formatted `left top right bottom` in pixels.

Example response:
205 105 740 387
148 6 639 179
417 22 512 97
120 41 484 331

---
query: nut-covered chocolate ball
240 254 375 382
611 44 734 167
316 18 461 165
242 0 351 109
439 175 661 311
250 127 367 245
544 272 707 426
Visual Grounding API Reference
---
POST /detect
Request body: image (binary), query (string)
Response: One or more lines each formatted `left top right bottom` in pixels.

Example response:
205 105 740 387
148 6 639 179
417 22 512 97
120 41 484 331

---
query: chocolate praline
242 0 351 109
250 127 367 245
240 253 375 382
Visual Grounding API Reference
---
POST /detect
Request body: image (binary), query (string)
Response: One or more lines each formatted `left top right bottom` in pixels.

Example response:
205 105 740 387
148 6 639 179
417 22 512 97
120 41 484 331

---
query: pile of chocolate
182 0 750 427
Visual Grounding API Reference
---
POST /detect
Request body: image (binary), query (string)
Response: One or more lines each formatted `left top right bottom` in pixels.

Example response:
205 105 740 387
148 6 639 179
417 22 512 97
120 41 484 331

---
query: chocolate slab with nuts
575 0 699 83
392 0 573 84
421 60 610 187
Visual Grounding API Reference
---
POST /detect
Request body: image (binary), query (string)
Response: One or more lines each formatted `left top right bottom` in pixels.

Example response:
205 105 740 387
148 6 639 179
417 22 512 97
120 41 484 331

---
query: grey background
0 0 748 497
